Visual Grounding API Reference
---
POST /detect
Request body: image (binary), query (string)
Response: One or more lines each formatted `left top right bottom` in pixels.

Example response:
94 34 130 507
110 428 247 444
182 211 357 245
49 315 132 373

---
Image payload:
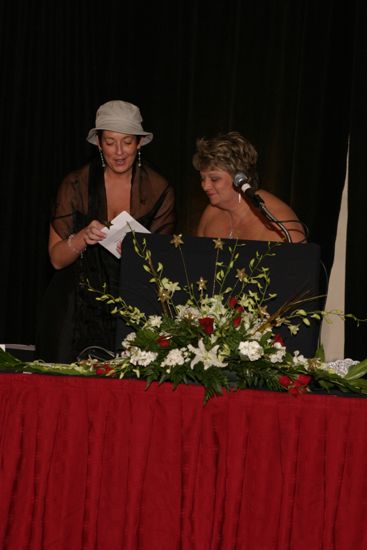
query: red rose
232 315 242 328
199 317 215 334
294 374 311 387
228 296 238 308
273 334 285 346
279 373 311 395
94 364 113 375
157 335 170 348
279 375 292 387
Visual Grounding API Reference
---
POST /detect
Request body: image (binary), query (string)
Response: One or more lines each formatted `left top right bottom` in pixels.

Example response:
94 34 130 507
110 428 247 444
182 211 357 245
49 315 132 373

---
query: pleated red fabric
1 374 367 549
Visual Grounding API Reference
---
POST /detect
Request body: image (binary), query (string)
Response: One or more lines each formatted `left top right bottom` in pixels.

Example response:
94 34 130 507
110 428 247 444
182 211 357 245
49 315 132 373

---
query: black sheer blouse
37 157 175 363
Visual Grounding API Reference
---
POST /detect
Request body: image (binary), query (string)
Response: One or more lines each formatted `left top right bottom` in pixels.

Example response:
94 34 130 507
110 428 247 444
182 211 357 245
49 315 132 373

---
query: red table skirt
1 373 367 549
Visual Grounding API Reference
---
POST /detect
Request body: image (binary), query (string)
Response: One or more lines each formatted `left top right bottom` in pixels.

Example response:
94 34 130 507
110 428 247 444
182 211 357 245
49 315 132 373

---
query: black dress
36 157 175 363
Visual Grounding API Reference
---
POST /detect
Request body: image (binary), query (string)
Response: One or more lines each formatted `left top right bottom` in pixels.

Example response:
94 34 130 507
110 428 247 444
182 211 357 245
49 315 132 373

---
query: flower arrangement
2 233 367 402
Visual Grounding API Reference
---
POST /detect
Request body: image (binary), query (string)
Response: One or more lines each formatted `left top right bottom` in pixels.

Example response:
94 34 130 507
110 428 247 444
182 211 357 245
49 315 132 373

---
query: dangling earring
137 149 142 168
99 148 105 168
238 192 242 204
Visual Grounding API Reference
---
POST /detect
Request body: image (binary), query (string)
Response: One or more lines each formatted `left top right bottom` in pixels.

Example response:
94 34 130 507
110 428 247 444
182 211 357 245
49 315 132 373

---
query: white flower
200 295 227 319
161 348 188 367
129 307 146 323
321 358 359 376
176 304 201 320
239 313 252 331
269 344 286 364
121 332 136 349
292 350 308 366
188 339 227 370
238 340 264 361
145 315 162 328
288 324 300 335
160 277 181 294
129 349 158 367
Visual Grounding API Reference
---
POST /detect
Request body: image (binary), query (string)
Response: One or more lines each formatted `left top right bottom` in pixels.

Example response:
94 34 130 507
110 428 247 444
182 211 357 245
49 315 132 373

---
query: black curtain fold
345 0 367 359
0 0 365 359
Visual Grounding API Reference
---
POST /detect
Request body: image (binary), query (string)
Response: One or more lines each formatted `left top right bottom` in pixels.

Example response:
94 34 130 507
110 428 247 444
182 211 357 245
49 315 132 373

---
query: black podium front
116 234 322 357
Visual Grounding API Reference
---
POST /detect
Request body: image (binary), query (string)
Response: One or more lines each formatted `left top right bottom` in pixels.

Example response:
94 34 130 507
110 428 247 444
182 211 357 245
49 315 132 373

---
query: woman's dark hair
96 129 142 144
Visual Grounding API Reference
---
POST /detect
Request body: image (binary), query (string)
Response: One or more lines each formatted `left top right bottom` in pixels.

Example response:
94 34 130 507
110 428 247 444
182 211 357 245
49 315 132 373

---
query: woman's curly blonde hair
192 131 259 186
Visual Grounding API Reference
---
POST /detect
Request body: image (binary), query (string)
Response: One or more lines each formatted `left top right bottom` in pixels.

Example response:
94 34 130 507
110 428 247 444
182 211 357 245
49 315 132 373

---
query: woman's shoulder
61 163 90 187
205 202 219 214
198 204 220 224
53 163 91 212
256 189 298 216
256 188 306 242
54 164 91 205
196 204 227 237
141 163 172 189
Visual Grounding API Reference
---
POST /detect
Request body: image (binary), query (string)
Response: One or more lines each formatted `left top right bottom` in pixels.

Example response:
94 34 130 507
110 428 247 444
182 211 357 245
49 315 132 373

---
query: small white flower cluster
238 340 264 361
176 304 201 321
238 336 287 364
161 348 188 368
269 342 287 363
121 332 136 349
146 315 163 328
129 349 158 367
323 358 359 377
120 334 159 367
291 351 308 367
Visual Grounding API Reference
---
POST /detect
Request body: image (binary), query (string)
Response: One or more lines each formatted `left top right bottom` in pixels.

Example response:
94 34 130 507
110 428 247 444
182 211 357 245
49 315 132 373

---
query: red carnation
199 317 215 334
157 335 170 348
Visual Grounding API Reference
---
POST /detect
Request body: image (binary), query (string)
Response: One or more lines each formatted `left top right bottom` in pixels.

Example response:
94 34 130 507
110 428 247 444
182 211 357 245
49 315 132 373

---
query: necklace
227 194 244 238
227 211 239 239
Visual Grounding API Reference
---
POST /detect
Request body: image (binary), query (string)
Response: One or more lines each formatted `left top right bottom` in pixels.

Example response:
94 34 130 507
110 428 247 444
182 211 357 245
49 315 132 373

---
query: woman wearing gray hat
37 100 175 363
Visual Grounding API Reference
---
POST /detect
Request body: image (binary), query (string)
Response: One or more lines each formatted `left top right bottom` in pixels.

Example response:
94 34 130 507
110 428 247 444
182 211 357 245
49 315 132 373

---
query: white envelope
100 211 150 259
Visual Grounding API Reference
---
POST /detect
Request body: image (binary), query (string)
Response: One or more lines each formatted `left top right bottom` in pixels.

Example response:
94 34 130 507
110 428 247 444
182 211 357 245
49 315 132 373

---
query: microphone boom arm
233 172 293 243
254 196 292 243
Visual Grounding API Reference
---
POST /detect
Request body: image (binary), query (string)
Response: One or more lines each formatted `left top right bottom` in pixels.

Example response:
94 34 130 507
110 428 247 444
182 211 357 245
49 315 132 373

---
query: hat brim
86 127 153 146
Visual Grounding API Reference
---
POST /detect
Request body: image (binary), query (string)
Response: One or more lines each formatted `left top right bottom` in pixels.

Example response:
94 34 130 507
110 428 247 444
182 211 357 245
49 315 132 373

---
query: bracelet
67 233 87 255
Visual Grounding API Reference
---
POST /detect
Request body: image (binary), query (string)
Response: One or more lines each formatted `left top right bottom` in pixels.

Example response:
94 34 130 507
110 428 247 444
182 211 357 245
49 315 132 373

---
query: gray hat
86 100 153 146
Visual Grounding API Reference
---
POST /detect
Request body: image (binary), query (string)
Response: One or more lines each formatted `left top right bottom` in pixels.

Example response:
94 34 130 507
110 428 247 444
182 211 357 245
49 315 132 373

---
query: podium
116 234 323 357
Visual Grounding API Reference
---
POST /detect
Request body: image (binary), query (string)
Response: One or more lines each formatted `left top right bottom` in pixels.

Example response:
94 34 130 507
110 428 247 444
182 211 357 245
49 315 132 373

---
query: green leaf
0 349 22 365
314 345 325 362
344 359 367 380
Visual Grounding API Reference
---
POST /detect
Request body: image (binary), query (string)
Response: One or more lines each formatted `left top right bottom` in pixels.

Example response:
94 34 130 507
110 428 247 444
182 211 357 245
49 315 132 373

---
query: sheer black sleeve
50 166 89 239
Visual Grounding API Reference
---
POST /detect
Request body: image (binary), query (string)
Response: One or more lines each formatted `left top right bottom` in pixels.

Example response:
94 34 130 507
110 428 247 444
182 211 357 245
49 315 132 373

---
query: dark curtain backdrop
0 1 366 358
